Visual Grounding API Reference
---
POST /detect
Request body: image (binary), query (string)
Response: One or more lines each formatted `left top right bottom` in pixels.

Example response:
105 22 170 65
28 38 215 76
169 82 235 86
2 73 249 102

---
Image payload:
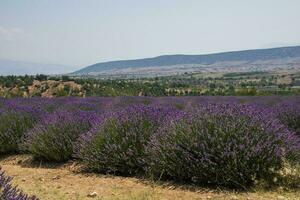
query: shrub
147 104 300 188
77 105 179 175
24 111 95 162
0 167 39 200
0 110 36 154
275 103 300 136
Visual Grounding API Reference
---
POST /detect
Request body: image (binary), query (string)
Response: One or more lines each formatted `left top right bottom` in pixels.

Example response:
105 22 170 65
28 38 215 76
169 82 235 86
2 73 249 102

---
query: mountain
0 59 75 75
73 46 300 77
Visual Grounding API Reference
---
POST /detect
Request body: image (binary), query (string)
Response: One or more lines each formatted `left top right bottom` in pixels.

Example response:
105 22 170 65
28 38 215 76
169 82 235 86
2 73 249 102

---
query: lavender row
0 96 299 188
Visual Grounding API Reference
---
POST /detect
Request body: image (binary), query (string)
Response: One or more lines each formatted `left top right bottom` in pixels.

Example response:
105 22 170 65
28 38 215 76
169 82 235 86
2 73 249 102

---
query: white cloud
0 26 24 40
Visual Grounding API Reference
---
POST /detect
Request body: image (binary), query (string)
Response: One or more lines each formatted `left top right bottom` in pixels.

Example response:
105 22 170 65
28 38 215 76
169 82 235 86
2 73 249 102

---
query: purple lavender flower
147 103 300 187
23 110 97 161
0 110 38 154
77 105 183 175
0 167 39 200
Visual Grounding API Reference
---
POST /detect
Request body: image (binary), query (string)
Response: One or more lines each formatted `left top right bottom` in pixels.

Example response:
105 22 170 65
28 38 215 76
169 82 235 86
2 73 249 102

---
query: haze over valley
0 59 75 75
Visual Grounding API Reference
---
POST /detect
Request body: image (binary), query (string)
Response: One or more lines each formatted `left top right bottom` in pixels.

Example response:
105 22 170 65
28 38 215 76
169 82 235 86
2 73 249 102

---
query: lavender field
0 96 300 199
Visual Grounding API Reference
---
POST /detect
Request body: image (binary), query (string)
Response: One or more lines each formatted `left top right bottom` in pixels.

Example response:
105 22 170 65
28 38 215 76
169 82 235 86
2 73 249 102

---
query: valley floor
0 155 299 200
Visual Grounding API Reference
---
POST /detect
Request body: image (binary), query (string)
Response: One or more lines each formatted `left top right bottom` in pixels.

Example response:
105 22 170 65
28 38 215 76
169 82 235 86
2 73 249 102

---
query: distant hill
0 59 75 75
73 46 300 77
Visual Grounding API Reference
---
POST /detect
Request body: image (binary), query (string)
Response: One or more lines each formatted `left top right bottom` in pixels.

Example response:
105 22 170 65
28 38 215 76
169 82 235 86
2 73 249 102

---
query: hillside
73 46 300 76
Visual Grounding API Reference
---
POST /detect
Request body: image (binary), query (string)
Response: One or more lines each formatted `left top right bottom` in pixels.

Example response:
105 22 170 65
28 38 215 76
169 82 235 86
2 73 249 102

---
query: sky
1 0 300 70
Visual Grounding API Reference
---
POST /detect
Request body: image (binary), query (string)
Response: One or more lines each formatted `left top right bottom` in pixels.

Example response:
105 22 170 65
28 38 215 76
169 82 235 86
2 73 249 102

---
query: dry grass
0 155 299 200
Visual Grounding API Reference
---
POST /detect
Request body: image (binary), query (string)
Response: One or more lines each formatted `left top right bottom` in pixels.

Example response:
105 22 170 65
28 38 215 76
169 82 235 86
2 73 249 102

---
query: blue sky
0 0 300 69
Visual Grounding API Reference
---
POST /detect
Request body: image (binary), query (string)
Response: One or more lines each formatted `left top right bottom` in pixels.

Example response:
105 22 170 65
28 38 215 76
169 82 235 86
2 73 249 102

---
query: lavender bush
0 167 38 200
24 111 95 162
0 110 36 154
147 104 300 187
275 103 300 136
77 105 179 175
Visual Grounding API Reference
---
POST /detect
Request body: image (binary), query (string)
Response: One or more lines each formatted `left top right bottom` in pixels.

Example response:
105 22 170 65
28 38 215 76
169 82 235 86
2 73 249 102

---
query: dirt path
0 155 299 200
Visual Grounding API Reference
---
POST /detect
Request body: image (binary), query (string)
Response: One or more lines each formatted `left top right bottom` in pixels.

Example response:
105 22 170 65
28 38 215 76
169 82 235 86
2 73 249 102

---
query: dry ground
0 155 299 200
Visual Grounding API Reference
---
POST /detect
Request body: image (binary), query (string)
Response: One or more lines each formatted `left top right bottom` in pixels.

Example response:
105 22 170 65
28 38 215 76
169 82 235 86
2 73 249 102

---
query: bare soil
0 155 299 200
